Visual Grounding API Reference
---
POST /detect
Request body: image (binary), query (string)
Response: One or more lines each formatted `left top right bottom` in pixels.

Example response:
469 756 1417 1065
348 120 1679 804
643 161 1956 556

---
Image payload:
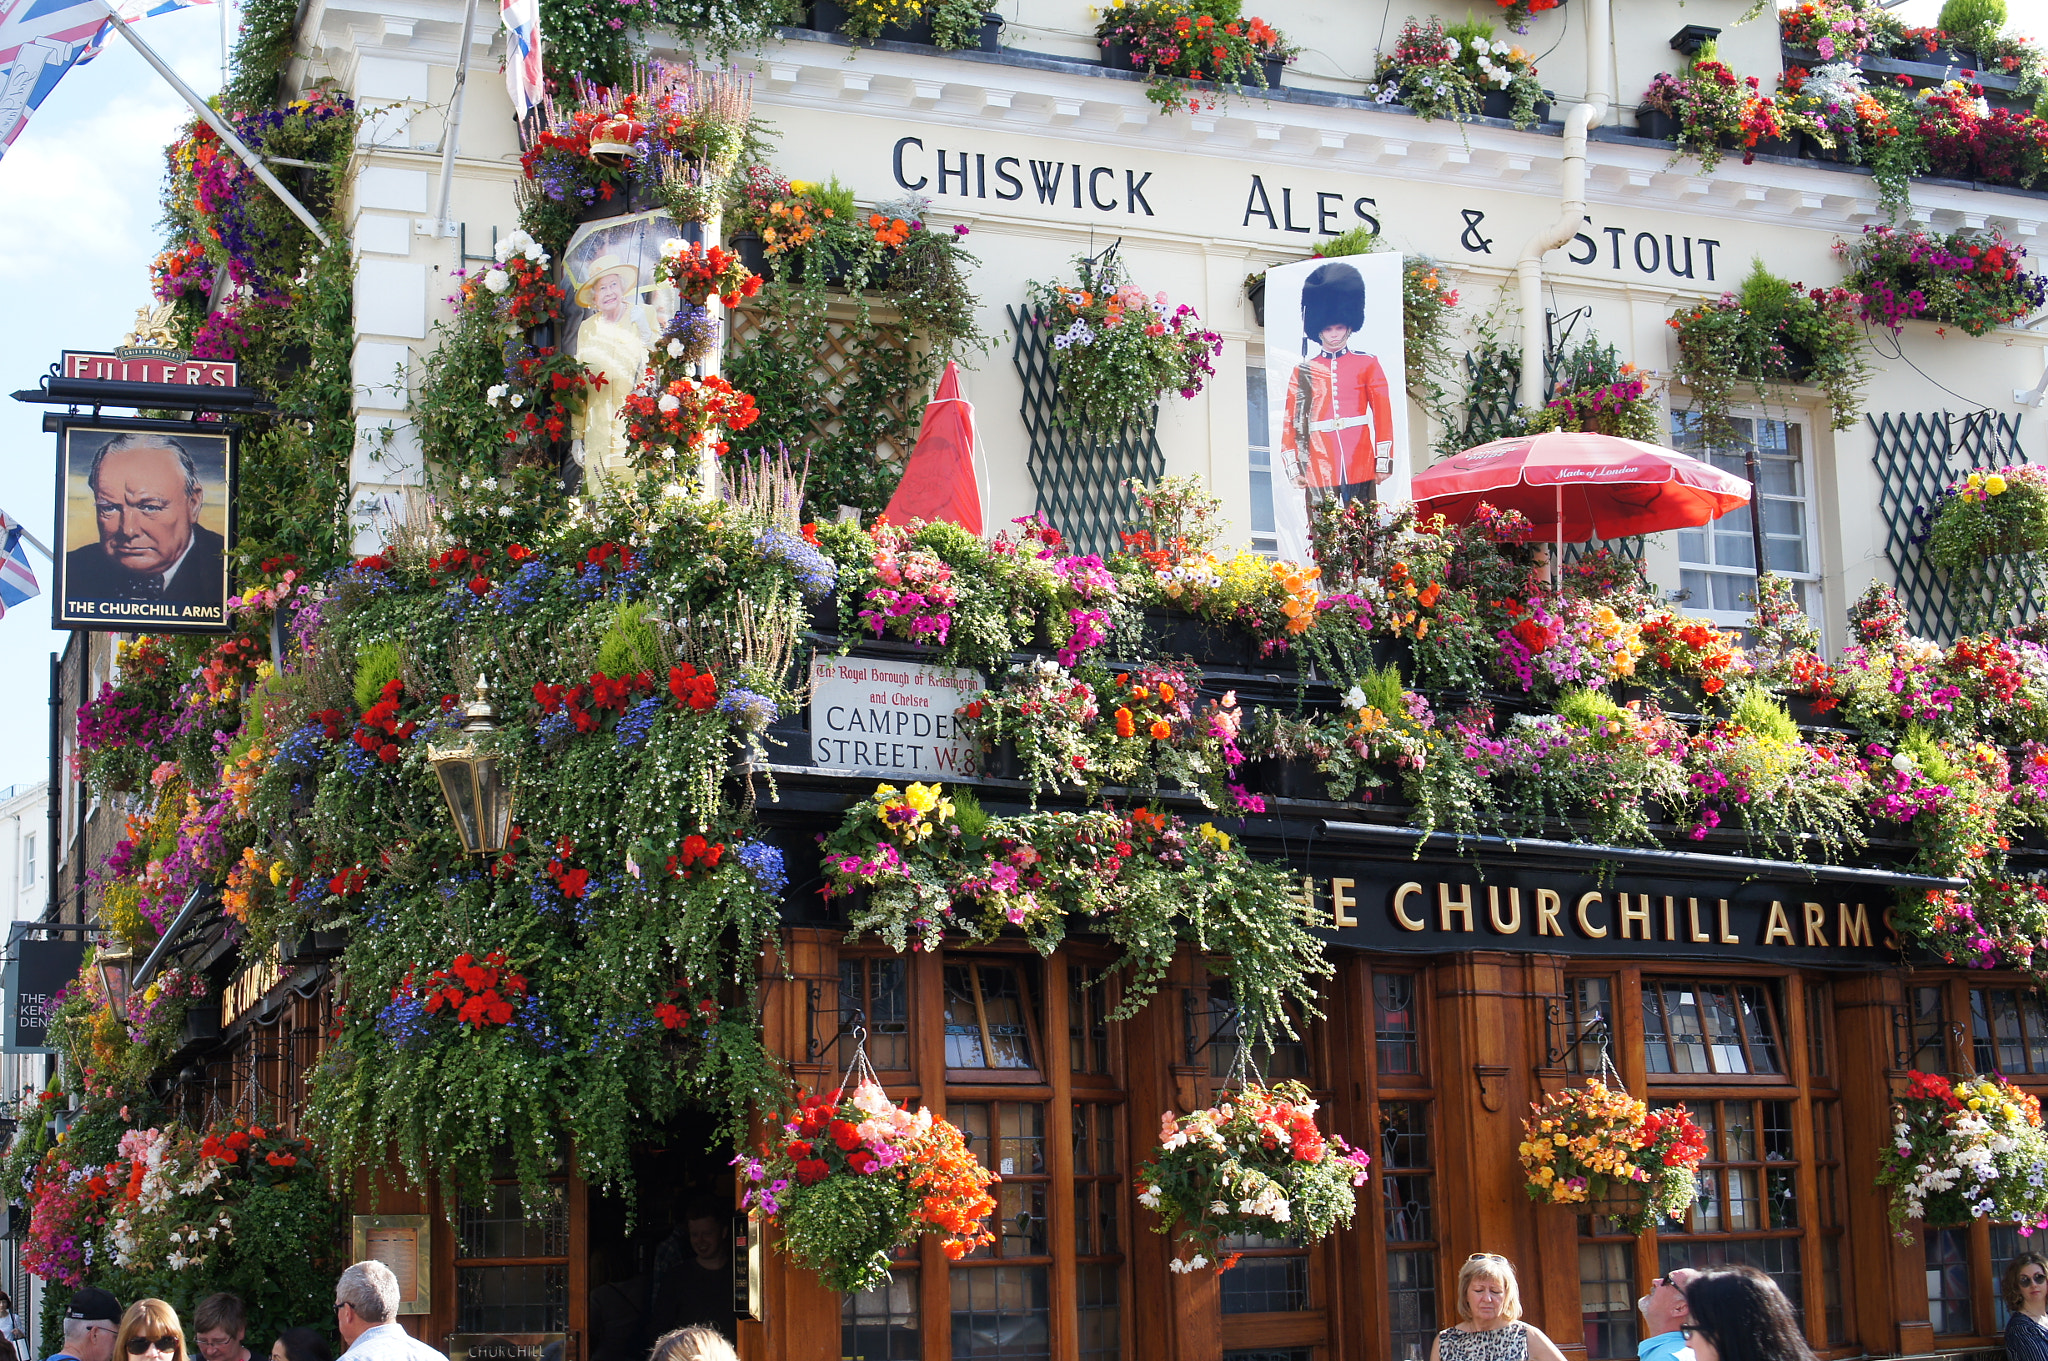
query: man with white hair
334 1262 449 1361
1638 1268 1703 1361
48 1288 121 1361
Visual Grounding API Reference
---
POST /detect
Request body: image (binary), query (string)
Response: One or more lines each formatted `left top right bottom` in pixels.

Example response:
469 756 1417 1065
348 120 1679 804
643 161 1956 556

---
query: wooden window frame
1900 972 2048 1349
834 944 1134 1361
1584 965 1852 1357
1641 977 1791 1082
1365 963 1437 1361
943 958 1048 1086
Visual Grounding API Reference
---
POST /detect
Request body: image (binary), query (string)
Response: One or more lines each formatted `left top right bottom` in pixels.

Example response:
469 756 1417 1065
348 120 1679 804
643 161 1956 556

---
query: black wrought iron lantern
429 678 514 855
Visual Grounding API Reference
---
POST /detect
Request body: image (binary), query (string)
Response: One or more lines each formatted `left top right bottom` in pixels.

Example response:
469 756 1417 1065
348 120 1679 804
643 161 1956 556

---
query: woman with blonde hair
647 1328 736 1361
113 1300 188 1361
1428 1253 1569 1361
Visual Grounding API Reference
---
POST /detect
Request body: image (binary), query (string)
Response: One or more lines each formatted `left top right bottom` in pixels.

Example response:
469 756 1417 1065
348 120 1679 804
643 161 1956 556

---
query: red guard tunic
1280 349 1395 489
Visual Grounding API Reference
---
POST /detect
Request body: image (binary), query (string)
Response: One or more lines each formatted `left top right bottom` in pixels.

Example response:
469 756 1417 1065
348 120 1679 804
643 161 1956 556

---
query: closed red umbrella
882 361 982 533
1413 430 1751 544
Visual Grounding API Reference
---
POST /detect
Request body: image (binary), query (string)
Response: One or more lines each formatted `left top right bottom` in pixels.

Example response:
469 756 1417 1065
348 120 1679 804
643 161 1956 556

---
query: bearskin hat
1301 261 1366 341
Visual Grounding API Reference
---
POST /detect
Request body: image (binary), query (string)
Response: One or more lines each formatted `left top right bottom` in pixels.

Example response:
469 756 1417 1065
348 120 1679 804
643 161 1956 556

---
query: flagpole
10 526 52 562
92 0 332 247
432 0 480 238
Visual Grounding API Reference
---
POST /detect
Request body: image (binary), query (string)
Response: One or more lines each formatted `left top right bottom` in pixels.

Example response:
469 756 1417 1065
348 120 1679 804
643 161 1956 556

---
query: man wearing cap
50 1288 122 1361
1279 259 1396 516
570 253 660 488
335 1262 447 1361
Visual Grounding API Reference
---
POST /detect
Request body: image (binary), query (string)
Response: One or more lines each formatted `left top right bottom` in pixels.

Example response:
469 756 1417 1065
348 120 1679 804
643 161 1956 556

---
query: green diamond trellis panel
1459 345 1523 450
1564 536 1647 565
1008 304 1165 557
1870 409 2031 642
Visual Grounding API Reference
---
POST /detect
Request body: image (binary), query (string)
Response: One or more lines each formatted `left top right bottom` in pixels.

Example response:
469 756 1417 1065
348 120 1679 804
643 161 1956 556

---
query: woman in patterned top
2003 1255 2048 1361
1431 1254 1569 1361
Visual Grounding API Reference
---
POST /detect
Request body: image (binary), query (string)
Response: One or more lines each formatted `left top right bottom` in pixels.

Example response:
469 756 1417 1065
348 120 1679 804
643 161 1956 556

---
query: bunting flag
0 0 212 161
501 0 542 116
0 509 42 619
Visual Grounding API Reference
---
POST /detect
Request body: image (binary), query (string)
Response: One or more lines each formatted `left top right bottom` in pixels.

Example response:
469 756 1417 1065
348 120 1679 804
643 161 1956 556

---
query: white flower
484 386 506 407
496 229 545 265
1492 39 1510 54
1137 1185 1161 1209
510 393 524 408
481 476 498 491
667 339 686 359
483 269 511 294
461 473 474 488
499 505 515 518
1892 753 1916 773
1343 685 1367 708
658 393 682 414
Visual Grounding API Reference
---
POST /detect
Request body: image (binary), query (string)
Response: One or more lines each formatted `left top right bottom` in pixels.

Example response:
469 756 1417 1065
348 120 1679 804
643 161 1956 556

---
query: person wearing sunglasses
1428 1254 1568 1361
1638 1268 1702 1361
50 1289 124 1361
334 1261 448 1361
1677 1267 1815 1361
2003 1252 2048 1361
112 1299 188 1361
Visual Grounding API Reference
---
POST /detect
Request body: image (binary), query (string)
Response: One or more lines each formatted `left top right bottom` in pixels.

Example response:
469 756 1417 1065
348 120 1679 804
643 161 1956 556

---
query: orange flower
1149 719 1172 740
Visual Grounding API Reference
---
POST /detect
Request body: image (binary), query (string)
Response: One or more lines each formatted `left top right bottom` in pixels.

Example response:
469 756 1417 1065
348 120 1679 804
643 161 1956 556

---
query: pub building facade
43 0 2048 1357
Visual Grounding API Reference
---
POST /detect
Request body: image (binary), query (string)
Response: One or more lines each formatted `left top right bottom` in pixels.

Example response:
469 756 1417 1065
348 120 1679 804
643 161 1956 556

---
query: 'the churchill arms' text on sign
1295 862 1899 967
809 655 985 778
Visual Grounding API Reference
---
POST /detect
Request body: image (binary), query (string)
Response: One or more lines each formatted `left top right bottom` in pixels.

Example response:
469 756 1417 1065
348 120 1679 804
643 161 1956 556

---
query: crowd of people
26 1245 2048 1361
1429 1251 1832 1361
32 1260 738 1361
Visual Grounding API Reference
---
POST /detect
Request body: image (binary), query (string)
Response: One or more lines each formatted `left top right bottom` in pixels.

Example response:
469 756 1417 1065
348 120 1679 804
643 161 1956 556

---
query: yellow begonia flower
1969 472 1984 488
905 782 941 813
1197 823 1232 853
1987 474 2009 495
873 783 901 801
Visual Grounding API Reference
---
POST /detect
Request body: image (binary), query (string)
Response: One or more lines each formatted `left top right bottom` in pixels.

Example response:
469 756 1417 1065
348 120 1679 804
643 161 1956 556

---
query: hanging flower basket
1876 1071 2048 1240
1137 1080 1371 1273
738 1079 997 1294
1519 1080 1707 1236
1924 467 2048 571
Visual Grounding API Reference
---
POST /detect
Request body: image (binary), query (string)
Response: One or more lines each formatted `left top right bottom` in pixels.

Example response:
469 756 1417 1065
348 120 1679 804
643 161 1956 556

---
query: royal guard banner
51 416 236 631
1261 253 1408 563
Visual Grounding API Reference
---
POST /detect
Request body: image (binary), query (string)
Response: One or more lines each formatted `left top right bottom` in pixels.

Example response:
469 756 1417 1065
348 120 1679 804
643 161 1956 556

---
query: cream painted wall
318 4 2048 641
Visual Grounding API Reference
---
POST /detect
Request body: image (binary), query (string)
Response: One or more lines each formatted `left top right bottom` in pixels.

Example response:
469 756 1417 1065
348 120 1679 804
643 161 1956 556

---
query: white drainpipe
1515 0 1614 411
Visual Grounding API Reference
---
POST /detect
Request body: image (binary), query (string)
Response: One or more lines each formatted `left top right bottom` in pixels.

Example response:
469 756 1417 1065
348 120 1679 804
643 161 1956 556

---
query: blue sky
0 4 222 789
0 0 1985 791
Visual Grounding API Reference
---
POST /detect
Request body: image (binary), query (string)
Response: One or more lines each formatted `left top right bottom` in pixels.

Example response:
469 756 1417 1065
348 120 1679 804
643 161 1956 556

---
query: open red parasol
1412 430 1751 544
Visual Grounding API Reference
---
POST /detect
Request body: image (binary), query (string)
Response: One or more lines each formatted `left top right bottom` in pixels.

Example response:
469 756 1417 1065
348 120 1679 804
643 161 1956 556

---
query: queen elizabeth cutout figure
1279 260 1395 523
570 252 664 488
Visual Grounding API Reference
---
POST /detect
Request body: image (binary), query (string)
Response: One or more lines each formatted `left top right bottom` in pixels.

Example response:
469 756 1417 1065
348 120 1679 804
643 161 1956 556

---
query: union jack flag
0 0 211 160
501 0 543 116
0 509 41 618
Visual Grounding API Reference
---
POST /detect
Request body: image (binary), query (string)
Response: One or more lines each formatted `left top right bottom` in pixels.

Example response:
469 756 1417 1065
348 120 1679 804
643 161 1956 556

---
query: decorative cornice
701 31 2047 245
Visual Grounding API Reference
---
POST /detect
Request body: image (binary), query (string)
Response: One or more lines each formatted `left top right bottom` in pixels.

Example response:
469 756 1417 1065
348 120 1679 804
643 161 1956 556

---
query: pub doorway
584 1109 742 1361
